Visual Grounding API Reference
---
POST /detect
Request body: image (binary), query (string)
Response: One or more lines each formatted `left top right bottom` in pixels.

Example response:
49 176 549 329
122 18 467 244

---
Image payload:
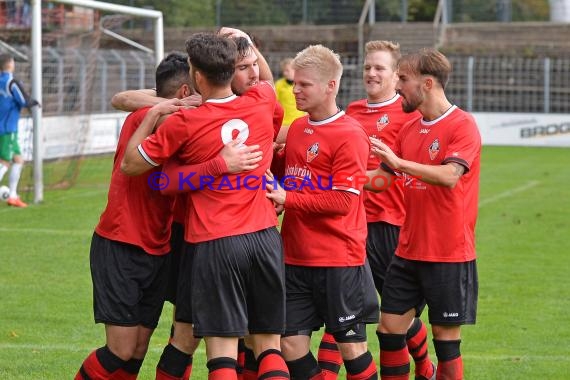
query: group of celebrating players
75 26 481 380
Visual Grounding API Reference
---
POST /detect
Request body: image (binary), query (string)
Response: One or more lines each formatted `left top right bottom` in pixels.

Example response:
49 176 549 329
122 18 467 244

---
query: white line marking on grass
479 180 540 208
0 227 92 236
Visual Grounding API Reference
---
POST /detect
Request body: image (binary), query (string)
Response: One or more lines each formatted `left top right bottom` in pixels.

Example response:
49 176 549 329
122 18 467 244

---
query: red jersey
393 106 481 262
281 111 370 267
346 95 419 226
273 102 284 140
96 107 174 255
139 82 278 243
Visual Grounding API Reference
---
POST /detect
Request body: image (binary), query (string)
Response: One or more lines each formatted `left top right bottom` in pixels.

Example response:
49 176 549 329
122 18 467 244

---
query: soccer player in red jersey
121 33 289 380
317 41 435 380
367 48 481 380
74 52 193 380
265 45 378 380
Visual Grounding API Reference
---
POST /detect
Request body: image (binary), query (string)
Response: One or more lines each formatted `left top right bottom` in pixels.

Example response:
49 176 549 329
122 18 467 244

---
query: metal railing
9 47 570 116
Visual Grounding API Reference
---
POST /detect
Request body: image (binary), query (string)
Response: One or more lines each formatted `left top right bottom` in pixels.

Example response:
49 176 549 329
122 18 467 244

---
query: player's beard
401 88 423 113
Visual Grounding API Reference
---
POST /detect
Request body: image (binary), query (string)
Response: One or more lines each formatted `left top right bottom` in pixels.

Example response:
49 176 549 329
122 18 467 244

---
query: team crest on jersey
306 142 319 163
428 138 440 160
376 114 389 131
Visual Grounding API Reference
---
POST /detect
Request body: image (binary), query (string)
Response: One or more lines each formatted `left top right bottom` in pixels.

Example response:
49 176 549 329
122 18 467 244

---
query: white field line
479 180 540 208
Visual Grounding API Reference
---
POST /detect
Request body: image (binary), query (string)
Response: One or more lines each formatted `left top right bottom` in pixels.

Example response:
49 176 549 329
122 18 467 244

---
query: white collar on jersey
421 105 457 126
205 94 238 103
308 109 345 126
367 93 400 108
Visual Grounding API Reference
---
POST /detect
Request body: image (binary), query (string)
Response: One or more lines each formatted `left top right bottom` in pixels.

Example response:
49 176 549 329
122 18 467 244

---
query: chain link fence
9 47 570 114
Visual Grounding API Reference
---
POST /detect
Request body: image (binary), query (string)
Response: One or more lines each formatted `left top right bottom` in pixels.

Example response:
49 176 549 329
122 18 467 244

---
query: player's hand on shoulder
221 139 262 173
181 94 203 109
151 98 185 116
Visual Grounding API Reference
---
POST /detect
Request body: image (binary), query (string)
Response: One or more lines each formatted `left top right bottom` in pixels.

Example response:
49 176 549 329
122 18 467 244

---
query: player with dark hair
367 48 480 380
266 44 378 380
74 52 193 380
121 33 289 380
317 40 435 380
0 53 39 207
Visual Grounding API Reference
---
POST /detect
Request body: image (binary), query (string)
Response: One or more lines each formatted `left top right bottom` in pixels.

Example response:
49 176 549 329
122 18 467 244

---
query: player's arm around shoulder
121 98 185 176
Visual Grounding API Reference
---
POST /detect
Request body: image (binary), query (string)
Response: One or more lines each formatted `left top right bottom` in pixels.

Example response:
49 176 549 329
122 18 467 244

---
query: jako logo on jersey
443 312 459 318
338 314 356 323
428 138 440 160
306 142 319 163
376 114 389 131
304 127 314 134
419 128 430 134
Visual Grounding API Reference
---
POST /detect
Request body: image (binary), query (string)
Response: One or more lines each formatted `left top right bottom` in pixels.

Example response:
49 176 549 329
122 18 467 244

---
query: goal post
30 0 164 203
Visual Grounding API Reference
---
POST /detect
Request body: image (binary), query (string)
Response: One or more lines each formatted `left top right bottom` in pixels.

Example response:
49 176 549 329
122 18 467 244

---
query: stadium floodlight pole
31 0 43 203
52 0 164 65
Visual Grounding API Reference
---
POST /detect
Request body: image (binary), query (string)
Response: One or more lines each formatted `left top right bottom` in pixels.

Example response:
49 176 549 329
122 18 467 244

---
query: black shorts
366 221 400 296
90 232 170 329
284 263 379 335
191 227 286 337
165 222 185 305
381 256 478 325
173 241 197 323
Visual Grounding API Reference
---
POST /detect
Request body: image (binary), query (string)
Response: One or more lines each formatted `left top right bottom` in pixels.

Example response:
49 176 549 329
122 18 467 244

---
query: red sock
344 351 377 380
156 369 182 380
257 349 290 379
318 332 343 379
182 356 193 380
207 357 237 380
406 319 434 379
378 333 409 380
436 356 463 380
75 347 124 380
433 340 463 380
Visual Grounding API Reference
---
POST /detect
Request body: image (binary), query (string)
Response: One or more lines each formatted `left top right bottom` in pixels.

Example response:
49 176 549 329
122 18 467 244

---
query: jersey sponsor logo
428 138 440 160
306 142 319 163
338 314 356 323
419 128 430 134
304 127 314 134
376 114 389 131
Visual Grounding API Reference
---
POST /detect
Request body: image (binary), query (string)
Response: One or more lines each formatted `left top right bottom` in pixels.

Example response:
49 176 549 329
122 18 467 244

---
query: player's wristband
380 162 397 176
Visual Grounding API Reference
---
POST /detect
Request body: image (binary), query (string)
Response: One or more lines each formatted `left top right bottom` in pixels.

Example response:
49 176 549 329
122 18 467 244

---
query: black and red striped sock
406 319 434 379
111 358 144 380
286 352 324 379
75 346 125 380
237 338 246 380
242 345 258 380
257 349 290 379
344 350 377 380
156 343 191 380
378 333 409 380
318 332 343 379
207 357 237 380
434 339 463 380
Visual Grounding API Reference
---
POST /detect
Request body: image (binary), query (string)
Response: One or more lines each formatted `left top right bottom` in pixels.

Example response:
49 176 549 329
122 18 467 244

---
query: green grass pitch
0 146 569 379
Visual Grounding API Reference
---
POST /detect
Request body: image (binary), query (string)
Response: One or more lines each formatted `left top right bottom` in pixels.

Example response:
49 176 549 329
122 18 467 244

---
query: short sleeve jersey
96 107 175 255
139 82 278 243
393 106 481 262
346 95 419 226
281 111 370 267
